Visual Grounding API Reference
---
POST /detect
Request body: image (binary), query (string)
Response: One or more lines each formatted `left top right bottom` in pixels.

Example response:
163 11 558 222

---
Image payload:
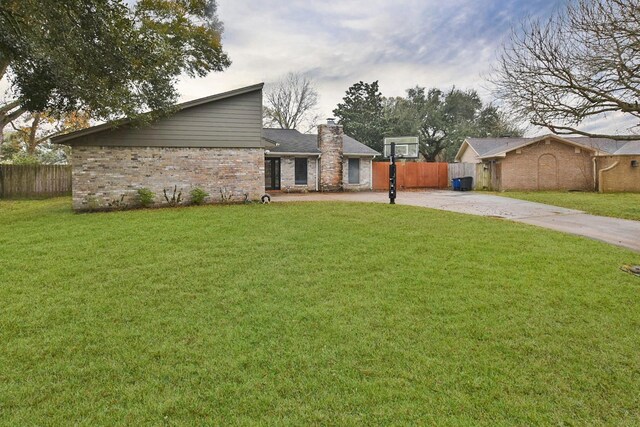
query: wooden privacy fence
372 161 449 190
448 162 478 189
0 165 72 198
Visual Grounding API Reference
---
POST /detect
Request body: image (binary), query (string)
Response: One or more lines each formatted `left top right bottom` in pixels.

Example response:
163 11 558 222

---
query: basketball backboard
383 137 419 158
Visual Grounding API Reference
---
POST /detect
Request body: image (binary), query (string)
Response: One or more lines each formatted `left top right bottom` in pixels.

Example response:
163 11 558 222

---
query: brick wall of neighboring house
279 156 318 192
72 146 264 211
318 123 344 191
597 155 640 192
342 157 372 191
499 139 595 191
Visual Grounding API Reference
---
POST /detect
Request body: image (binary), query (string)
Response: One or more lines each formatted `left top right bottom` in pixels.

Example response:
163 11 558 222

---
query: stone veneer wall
318 124 344 191
279 156 318 192
72 146 264 211
342 157 372 191
597 155 640 193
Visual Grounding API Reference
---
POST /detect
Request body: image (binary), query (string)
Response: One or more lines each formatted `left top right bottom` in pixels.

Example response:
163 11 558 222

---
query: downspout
598 160 619 193
369 157 373 190
592 156 597 191
316 155 320 191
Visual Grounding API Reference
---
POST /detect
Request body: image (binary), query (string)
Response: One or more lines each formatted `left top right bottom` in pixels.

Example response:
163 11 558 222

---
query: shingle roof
462 135 640 160
262 128 379 156
343 135 379 155
612 140 640 155
262 129 320 154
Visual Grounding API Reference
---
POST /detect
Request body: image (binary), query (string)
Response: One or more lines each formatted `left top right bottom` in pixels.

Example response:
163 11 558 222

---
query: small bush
107 194 127 210
190 187 209 205
137 188 155 208
163 185 182 206
219 188 233 203
85 196 100 211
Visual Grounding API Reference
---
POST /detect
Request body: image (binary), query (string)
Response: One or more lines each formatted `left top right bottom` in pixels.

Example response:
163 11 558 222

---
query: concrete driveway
272 190 640 253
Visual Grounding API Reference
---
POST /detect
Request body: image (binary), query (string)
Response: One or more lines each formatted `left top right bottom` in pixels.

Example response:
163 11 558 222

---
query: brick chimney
318 118 344 191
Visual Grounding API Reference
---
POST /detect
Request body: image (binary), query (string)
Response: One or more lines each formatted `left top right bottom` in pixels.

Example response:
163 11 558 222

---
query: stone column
318 119 344 192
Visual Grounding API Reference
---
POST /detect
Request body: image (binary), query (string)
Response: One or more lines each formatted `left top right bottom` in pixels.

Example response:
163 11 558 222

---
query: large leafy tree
492 0 640 139
333 81 385 152
0 0 230 142
385 87 522 161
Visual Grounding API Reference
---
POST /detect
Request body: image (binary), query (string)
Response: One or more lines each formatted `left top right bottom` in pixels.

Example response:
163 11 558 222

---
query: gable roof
51 83 264 144
262 128 379 156
456 134 640 161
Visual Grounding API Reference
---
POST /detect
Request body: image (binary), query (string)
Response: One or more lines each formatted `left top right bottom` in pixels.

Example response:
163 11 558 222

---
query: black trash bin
459 176 473 191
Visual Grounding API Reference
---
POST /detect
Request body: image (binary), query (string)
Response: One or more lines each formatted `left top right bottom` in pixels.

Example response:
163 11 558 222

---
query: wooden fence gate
372 161 449 190
448 162 478 189
0 165 72 198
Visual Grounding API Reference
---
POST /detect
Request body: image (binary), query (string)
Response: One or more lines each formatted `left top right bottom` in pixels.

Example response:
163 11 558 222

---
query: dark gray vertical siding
72 90 263 148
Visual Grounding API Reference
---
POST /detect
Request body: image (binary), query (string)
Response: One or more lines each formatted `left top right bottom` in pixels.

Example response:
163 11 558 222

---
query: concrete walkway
272 190 640 253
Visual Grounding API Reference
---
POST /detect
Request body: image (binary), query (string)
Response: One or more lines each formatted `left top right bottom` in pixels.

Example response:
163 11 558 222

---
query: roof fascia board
454 139 478 162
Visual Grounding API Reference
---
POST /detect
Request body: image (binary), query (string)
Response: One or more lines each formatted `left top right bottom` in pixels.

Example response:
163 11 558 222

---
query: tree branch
533 121 640 140
0 99 21 115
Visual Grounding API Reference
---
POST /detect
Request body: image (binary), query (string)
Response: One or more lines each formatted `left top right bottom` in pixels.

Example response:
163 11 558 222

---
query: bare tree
492 0 640 140
263 72 320 131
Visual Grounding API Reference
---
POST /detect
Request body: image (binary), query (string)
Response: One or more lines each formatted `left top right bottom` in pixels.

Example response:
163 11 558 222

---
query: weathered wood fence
448 162 480 190
372 161 449 190
0 165 72 198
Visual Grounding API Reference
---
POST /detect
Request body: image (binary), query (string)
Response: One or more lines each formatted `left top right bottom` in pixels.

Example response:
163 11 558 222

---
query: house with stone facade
262 126 377 192
52 83 378 211
454 134 640 192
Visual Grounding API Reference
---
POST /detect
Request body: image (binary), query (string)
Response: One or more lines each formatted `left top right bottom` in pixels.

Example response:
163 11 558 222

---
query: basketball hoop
384 137 419 204
383 137 419 159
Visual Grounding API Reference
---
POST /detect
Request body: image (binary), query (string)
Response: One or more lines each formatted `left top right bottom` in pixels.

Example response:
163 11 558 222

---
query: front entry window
295 158 308 185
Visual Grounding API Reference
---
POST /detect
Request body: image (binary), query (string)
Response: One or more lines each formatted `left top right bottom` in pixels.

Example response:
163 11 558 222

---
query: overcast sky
177 0 567 127
2 0 634 136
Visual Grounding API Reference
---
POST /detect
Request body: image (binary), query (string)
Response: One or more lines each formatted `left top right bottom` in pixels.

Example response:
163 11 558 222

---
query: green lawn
495 191 640 221
1 198 639 425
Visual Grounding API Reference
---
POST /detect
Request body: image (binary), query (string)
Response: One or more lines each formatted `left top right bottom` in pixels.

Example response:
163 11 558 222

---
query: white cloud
177 0 563 120
5 0 637 138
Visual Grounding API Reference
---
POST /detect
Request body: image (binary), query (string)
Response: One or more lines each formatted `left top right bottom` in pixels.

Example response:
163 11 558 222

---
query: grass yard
1 198 639 425
496 191 640 221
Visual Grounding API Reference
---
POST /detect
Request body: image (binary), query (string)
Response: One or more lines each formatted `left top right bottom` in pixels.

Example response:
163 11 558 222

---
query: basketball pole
389 142 396 204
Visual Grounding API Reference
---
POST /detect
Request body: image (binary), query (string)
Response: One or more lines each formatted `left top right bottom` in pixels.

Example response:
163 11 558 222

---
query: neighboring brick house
52 84 379 211
262 121 378 193
454 134 640 192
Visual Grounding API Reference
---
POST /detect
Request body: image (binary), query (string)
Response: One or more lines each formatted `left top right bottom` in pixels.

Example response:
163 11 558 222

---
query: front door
265 158 281 190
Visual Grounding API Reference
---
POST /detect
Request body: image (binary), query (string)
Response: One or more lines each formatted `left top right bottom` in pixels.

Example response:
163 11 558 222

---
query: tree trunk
0 57 10 81
26 112 41 155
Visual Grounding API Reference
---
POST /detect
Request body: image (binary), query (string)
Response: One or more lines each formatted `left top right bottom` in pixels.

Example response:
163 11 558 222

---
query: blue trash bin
452 178 461 191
